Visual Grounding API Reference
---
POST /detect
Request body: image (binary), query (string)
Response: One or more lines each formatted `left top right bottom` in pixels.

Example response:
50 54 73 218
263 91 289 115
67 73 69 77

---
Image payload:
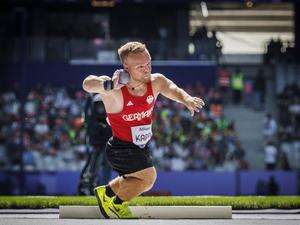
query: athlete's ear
123 62 129 71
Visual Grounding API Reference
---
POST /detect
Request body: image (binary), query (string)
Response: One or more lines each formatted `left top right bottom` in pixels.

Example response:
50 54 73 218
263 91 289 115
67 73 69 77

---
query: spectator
209 90 223 119
231 68 244 104
267 176 279 195
192 26 209 60
262 114 277 142
255 179 267 195
264 38 283 64
264 141 278 170
288 98 300 133
217 65 230 103
253 68 266 110
279 152 291 171
210 30 222 61
244 76 253 107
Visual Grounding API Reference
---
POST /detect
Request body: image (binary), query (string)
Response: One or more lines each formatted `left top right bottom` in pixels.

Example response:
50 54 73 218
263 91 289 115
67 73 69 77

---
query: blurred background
0 0 299 196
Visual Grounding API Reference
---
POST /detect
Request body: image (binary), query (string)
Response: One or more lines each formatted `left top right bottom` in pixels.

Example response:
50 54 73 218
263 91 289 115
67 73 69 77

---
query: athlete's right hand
82 75 112 94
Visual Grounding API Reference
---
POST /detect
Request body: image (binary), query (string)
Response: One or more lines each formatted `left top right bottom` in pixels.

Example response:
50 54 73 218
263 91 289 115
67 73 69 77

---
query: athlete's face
124 50 152 83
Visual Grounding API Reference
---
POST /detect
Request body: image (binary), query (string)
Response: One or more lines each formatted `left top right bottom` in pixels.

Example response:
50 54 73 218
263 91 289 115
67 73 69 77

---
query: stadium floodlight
91 0 116 7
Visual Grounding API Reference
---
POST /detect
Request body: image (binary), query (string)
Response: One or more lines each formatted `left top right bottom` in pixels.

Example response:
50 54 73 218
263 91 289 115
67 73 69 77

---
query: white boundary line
59 205 232 219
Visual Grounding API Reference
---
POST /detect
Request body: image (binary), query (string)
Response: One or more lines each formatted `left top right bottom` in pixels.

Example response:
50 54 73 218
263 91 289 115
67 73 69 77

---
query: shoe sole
94 188 109 219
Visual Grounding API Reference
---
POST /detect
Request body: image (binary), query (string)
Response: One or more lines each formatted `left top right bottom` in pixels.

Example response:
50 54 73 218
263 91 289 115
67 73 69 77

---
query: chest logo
146 95 154 105
126 101 134 106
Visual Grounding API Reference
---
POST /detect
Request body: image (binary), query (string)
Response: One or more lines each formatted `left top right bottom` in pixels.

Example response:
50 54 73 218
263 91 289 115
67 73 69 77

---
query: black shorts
105 136 153 176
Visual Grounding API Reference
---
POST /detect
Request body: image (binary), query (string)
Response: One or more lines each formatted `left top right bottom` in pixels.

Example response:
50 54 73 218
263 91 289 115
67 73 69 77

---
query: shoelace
115 203 130 216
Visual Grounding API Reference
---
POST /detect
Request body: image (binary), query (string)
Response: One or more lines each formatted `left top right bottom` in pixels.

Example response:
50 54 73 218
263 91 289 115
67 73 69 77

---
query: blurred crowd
189 26 222 61
0 84 248 172
264 38 296 64
136 26 222 61
216 65 267 110
150 83 249 171
276 84 300 170
0 86 87 171
261 84 300 171
217 64 300 171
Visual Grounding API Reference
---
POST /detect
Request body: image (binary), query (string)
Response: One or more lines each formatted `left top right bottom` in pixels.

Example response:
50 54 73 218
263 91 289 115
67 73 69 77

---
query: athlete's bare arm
82 75 123 113
82 75 112 94
152 73 205 116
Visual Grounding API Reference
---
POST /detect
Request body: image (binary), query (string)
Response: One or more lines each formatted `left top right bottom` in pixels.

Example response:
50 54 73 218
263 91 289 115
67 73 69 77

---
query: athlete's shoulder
151 73 165 79
150 73 168 96
151 73 166 84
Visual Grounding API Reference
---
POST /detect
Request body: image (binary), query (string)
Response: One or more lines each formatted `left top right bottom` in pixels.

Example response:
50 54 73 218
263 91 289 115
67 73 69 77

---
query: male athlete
82 41 205 219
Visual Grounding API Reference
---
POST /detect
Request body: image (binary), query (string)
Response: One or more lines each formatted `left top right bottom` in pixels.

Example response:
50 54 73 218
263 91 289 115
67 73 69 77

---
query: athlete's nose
143 64 151 74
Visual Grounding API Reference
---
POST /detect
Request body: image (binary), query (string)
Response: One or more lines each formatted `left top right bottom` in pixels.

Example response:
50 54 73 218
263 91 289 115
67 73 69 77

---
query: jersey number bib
131 124 152 147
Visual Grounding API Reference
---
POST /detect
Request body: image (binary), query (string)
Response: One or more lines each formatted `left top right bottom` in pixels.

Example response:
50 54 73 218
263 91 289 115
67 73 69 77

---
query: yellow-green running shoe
107 196 135 219
94 185 114 219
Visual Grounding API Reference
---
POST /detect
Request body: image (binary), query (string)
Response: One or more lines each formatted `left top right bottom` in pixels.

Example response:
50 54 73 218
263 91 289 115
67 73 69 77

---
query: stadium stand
0 85 249 172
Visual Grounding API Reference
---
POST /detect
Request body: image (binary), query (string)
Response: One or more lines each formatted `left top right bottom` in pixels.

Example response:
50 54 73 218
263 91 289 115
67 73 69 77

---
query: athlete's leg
95 167 156 218
107 176 121 194
116 166 157 201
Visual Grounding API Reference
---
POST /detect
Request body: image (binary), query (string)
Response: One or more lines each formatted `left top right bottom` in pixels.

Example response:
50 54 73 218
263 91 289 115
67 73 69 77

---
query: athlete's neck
126 81 147 96
127 79 146 91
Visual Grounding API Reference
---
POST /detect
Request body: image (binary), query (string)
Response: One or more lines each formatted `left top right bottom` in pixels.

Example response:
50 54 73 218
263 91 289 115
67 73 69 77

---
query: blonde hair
118 41 147 63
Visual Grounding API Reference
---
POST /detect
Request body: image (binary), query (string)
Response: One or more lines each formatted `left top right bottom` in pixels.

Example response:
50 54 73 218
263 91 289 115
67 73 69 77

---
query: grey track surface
0 209 300 225
1 218 300 225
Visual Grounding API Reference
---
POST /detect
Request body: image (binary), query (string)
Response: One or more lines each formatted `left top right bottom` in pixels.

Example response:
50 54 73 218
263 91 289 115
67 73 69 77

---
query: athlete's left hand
185 96 205 116
112 69 125 90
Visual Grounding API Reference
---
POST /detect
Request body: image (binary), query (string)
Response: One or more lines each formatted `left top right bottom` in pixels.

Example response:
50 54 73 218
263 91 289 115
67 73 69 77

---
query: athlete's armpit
153 74 190 104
